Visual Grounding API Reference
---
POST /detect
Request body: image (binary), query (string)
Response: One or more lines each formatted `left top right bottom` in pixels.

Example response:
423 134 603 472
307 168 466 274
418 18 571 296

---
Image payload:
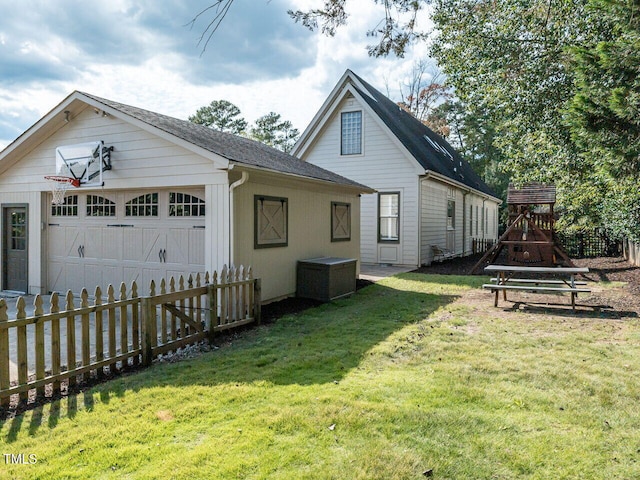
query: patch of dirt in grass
415 255 640 317
156 410 173 421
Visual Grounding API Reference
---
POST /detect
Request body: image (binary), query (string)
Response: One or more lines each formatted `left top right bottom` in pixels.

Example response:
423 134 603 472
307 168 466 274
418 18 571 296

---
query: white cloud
0 0 437 150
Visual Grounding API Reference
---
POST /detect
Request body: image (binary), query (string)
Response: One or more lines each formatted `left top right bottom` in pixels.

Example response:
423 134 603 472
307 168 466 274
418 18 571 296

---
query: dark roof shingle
348 71 497 198
80 92 371 191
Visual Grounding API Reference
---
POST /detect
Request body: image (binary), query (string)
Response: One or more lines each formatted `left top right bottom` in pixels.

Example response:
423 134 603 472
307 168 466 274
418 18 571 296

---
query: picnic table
483 265 591 310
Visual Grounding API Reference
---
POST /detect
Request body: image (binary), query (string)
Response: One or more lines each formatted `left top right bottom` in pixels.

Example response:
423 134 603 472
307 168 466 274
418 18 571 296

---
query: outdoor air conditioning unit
296 257 357 302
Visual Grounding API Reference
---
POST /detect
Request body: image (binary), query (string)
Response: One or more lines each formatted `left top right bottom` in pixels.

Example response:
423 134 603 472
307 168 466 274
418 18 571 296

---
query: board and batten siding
302 95 421 267
0 106 230 294
465 194 499 251
232 174 361 302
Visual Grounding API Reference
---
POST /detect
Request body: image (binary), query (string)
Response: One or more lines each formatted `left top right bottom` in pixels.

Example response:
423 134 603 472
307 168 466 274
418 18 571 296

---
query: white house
0 91 373 301
293 70 501 267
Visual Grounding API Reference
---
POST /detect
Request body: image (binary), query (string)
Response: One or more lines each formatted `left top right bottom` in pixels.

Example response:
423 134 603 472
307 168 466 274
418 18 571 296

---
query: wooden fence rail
0 265 260 407
472 238 494 255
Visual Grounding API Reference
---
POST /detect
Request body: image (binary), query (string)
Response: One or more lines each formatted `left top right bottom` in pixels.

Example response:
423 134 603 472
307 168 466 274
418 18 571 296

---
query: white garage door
47 189 206 295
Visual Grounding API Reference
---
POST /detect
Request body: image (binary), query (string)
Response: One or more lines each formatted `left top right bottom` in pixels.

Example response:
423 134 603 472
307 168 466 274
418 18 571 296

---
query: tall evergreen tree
565 0 640 240
189 99 248 135
250 112 300 153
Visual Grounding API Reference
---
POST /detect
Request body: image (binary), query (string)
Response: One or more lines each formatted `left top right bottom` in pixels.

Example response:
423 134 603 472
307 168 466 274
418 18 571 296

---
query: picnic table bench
483 265 591 310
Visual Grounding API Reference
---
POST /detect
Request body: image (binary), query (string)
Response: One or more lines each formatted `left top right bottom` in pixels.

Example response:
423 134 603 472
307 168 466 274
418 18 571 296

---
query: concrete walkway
359 264 416 282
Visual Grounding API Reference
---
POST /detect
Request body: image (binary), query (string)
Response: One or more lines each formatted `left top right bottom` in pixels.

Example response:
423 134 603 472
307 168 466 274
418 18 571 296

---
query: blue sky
0 0 434 149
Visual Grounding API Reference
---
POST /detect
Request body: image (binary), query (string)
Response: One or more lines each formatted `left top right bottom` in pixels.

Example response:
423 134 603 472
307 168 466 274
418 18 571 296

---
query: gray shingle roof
80 92 371 191
348 71 497 198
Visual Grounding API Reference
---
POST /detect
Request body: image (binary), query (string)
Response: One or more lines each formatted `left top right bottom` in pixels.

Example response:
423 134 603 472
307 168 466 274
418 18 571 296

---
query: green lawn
1 274 639 479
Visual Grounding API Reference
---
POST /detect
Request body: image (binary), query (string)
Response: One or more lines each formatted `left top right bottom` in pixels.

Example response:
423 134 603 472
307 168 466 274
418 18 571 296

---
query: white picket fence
0 265 261 407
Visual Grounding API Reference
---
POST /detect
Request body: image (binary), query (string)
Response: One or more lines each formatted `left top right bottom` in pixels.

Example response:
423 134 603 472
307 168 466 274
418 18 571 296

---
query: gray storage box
296 257 357 302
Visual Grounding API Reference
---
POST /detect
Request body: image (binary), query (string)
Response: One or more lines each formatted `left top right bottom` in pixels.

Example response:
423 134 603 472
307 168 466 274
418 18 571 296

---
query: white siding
420 179 448 264
0 107 229 294
420 179 500 264
0 107 224 192
302 96 420 267
465 194 500 248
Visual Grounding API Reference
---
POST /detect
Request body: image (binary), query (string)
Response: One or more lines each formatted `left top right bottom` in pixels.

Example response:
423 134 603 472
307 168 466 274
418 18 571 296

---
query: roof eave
0 91 84 174
80 93 230 170
423 170 502 204
229 162 375 194
292 69 359 158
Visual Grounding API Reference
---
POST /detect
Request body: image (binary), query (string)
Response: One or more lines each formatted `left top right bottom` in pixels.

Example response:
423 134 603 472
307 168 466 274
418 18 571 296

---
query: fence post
254 278 262 325
16 297 28 402
140 297 154 366
207 283 217 344
0 299 9 408
34 295 45 397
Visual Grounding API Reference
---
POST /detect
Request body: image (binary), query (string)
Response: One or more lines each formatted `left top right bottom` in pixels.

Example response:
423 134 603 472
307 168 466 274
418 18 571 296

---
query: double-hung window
378 192 400 242
341 111 362 155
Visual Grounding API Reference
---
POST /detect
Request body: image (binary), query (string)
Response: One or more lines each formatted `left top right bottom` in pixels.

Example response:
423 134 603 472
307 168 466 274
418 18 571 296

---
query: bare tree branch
192 0 427 57
187 0 236 56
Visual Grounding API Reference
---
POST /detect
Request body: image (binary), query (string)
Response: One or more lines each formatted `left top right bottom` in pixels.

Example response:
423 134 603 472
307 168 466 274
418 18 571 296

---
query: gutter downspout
462 191 468 255
229 170 249 266
418 176 423 266
482 198 487 241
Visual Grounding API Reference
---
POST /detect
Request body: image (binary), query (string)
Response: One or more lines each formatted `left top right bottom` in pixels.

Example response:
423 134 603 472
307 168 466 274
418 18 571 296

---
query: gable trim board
295 82 425 178
0 92 373 301
294 70 501 267
293 70 499 201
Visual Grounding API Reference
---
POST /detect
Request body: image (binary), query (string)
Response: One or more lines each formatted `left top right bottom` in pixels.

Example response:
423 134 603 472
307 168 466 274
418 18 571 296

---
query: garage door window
169 192 205 217
126 193 158 217
51 194 78 217
87 195 116 217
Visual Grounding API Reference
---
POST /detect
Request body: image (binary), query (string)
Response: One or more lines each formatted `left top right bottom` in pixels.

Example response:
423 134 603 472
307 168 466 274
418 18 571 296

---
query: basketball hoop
45 175 80 205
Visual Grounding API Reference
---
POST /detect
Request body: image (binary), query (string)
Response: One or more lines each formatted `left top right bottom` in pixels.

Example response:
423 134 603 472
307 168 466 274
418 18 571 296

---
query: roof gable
0 91 372 192
81 93 372 191
295 70 498 199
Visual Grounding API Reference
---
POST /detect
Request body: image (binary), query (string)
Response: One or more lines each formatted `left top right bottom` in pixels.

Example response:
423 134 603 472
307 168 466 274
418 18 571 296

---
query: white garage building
0 91 371 301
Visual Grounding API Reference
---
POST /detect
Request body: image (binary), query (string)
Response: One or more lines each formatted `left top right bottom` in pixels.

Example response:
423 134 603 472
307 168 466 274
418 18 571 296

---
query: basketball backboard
55 141 113 187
